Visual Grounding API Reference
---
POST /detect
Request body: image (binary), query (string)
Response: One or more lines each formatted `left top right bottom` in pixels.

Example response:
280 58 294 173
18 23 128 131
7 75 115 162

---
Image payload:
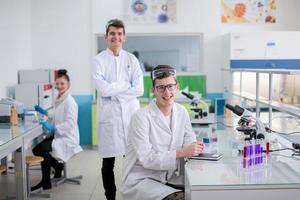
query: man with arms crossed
93 19 144 200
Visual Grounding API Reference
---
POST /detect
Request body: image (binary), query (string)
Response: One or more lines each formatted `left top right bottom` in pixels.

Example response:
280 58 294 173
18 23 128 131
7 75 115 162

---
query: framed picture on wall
221 0 276 24
123 0 177 24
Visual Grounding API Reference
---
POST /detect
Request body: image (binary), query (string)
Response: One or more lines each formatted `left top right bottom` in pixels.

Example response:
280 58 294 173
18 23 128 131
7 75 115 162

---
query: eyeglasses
155 84 177 93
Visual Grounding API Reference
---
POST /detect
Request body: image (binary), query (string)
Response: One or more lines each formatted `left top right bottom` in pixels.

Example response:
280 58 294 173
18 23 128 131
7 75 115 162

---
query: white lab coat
122 100 196 200
92 48 144 158
51 95 82 162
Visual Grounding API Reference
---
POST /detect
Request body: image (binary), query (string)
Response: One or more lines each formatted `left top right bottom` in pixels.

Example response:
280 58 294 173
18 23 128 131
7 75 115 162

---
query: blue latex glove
34 105 48 116
40 121 55 132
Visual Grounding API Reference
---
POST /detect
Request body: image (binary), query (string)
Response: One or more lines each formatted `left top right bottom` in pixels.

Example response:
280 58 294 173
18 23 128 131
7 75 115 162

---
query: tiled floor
0 147 124 200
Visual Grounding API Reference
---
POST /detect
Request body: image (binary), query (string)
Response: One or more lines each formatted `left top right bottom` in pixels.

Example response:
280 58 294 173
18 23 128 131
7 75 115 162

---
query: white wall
92 0 300 93
2 0 300 96
31 0 92 95
0 0 32 97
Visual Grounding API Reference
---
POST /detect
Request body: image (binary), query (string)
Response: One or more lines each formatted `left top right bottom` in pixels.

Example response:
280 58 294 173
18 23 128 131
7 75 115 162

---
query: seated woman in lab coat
122 65 204 200
31 69 82 191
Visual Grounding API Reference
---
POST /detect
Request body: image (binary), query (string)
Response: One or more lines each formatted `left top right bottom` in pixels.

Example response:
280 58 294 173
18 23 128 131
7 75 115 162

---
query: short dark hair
151 65 176 86
56 69 70 82
105 19 125 35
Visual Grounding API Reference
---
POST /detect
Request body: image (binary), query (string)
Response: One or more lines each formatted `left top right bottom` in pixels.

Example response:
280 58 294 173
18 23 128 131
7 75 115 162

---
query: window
97 34 203 73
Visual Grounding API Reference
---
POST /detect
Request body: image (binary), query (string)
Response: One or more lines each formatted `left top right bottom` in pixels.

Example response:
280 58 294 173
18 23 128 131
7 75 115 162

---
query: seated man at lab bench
122 65 204 200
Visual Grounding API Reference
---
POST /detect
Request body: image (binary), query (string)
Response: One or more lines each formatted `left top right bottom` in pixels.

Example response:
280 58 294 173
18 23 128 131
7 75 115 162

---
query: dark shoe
104 189 116 200
163 191 184 200
31 181 52 191
54 163 64 178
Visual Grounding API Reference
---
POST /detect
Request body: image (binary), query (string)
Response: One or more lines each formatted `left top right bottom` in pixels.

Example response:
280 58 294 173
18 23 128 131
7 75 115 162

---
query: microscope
226 104 300 157
225 104 268 141
181 91 208 119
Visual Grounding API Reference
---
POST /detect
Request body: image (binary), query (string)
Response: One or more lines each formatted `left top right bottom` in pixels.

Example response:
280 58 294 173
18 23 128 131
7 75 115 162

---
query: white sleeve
55 101 78 136
92 59 131 97
116 58 144 102
129 112 177 171
183 109 197 147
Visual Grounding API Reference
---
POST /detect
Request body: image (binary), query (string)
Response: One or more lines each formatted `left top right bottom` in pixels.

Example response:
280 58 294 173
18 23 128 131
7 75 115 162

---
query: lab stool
25 156 50 198
0 165 7 174
53 160 83 186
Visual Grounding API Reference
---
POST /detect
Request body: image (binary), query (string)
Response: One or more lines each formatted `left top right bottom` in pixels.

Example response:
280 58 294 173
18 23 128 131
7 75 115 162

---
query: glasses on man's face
155 83 177 93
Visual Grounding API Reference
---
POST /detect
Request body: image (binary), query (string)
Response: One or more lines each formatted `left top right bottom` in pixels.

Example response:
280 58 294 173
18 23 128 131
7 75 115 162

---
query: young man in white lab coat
92 19 144 200
122 65 204 200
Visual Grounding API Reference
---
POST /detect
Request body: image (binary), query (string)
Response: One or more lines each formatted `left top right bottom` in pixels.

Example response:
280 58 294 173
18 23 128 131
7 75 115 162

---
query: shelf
232 91 300 118
228 68 300 75
232 91 269 105
260 100 300 118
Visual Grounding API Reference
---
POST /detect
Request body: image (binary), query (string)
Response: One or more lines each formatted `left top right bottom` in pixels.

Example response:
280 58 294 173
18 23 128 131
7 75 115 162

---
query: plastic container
202 131 211 153
210 128 218 154
10 105 18 126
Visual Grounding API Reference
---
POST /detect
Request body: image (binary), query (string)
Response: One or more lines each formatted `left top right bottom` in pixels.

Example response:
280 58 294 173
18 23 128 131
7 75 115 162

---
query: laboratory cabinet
223 31 300 70
223 32 300 127
18 69 56 84
15 69 57 110
228 68 300 122
15 83 53 110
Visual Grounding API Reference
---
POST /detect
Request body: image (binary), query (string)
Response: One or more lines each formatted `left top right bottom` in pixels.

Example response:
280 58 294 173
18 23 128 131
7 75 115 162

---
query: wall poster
221 0 276 24
123 0 177 24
